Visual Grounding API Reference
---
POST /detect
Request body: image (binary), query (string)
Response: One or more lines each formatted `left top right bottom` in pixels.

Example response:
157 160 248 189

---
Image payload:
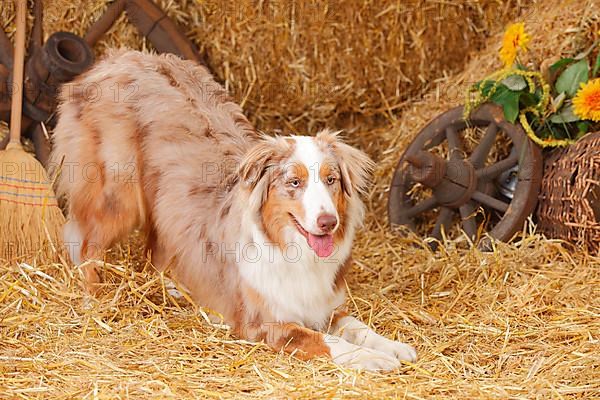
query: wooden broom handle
9 0 27 145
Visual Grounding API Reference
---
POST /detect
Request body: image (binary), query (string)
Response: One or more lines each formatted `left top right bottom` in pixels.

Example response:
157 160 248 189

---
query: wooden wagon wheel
388 103 543 249
0 0 204 165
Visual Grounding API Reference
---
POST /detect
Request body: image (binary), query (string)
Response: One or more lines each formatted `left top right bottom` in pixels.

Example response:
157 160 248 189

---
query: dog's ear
239 141 276 190
318 130 374 197
337 142 374 197
239 136 291 213
239 135 291 189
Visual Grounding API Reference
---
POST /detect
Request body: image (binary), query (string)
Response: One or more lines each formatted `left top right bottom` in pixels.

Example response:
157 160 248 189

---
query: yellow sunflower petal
499 23 530 68
573 78 600 122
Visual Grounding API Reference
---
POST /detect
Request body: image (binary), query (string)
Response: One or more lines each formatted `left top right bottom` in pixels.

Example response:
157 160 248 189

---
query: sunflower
573 78 600 122
499 23 530 67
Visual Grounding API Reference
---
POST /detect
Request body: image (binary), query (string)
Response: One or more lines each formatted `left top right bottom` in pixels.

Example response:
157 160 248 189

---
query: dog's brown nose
317 214 338 233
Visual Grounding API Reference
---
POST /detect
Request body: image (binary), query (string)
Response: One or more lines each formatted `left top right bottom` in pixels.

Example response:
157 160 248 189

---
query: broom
0 0 64 261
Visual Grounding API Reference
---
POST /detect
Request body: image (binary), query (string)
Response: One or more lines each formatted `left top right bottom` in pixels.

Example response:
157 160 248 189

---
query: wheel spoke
459 202 478 239
30 0 43 51
0 28 13 67
84 0 127 46
476 153 519 181
472 191 509 213
431 207 454 240
469 123 497 168
446 126 462 160
403 197 437 218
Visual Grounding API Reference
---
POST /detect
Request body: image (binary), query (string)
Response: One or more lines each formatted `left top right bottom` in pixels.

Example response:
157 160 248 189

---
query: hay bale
1 1 600 398
190 0 533 132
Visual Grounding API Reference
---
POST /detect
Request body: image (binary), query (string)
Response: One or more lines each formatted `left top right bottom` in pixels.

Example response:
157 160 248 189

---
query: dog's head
239 130 373 259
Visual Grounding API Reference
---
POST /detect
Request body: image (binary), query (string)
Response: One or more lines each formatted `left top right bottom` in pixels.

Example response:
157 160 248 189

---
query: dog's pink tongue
307 233 334 258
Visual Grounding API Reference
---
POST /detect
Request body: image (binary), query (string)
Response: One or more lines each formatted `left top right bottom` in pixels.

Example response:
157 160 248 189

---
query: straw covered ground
1 0 600 398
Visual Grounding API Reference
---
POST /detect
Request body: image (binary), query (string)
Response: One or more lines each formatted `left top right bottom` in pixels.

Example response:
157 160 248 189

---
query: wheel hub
407 151 477 208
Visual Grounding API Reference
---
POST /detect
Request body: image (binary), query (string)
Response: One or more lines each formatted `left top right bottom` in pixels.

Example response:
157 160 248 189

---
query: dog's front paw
328 339 401 371
368 337 417 363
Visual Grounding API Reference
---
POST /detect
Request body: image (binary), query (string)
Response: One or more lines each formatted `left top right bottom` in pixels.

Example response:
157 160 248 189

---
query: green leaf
555 59 589 96
488 84 521 123
520 92 540 108
478 80 496 96
501 75 527 91
593 52 600 77
550 58 575 72
549 104 580 123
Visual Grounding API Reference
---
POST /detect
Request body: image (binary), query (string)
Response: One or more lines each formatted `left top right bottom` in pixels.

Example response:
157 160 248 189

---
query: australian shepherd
49 50 416 371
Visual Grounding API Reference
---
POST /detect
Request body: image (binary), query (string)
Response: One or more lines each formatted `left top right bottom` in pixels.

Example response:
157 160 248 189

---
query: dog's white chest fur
238 226 352 329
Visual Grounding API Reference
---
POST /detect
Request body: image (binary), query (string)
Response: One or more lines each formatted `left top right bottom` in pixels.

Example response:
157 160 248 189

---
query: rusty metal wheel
388 103 543 249
0 0 204 165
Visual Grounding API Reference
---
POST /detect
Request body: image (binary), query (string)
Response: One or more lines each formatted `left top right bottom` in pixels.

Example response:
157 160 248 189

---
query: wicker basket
537 132 600 252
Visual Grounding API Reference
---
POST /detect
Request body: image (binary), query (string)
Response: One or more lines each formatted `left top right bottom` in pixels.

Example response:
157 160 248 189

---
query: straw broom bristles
0 0 64 262
0 142 65 260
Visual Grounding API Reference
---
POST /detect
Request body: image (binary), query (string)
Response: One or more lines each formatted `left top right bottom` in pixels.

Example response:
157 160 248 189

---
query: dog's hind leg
66 171 143 294
64 218 101 292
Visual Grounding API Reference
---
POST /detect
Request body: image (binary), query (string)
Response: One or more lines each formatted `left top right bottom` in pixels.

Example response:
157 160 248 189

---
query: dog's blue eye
290 179 300 188
326 176 336 185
